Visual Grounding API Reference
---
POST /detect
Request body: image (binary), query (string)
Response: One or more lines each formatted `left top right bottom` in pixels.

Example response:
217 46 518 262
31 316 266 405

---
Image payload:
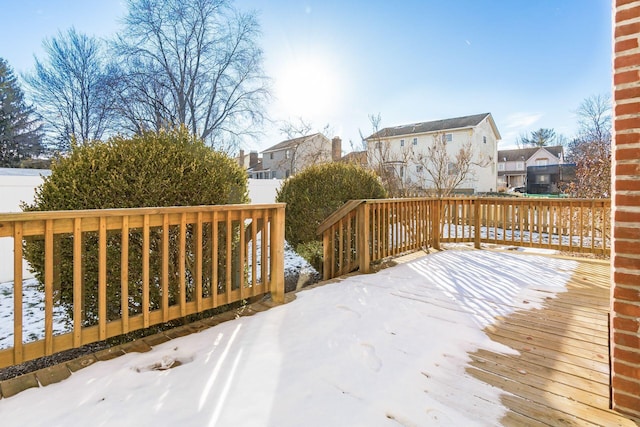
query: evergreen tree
517 128 558 147
0 58 43 167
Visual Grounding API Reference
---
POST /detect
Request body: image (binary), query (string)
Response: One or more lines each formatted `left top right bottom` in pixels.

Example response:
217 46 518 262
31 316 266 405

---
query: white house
497 146 564 190
261 133 341 179
365 113 501 194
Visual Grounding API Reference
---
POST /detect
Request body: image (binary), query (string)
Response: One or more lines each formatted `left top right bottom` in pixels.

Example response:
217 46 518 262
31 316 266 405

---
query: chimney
331 137 342 162
238 149 245 167
249 151 258 168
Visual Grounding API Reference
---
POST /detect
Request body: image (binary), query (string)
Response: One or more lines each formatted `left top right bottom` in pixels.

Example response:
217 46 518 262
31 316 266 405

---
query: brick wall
612 0 640 418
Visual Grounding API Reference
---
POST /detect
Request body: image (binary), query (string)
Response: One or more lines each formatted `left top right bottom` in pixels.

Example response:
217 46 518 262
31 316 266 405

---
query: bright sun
277 57 338 118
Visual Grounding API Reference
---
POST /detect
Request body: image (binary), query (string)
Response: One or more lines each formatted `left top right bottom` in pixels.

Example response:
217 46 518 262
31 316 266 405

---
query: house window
536 174 549 184
442 133 453 142
448 162 458 175
400 139 405 147
516 161 524 170
498 163 505 171
483 136 487 144
413 137 418 145
400 166 404 178
285 169 290 178
416 165 423 173
269 153 273 160
536 158 548 166
375 142 381 150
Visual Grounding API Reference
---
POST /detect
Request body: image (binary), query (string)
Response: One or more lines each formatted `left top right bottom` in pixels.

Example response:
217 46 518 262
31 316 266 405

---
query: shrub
276 162 387 250
295 240 324 274
22 127 248 324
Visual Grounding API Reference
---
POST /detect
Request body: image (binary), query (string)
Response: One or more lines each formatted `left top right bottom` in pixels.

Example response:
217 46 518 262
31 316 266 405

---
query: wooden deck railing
317 197 610 280
0 204 285 369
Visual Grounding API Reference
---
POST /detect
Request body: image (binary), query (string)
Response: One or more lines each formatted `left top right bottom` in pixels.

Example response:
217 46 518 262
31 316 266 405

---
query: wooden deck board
467 257 639 426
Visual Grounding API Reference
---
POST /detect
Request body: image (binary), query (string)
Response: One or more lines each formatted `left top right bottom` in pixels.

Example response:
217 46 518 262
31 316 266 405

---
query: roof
366 113 498 140
498 146 563 162
261 133 326 154
339 151 367 165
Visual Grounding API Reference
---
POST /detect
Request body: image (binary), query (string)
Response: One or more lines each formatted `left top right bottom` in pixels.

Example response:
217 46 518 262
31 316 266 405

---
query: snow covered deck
0 249 636 426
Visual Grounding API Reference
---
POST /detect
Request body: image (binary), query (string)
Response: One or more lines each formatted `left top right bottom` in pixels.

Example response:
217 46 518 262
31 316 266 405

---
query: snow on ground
0 250 579 426
0 244 317 350
0 279 70 349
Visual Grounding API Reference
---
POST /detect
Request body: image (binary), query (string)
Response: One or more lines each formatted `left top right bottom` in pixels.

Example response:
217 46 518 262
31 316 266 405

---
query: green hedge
276 162 387 250
22 127 248 324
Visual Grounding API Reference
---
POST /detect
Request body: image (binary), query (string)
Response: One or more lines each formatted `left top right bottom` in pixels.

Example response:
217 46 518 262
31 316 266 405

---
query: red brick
614 330 640 348
614 209 640 222
615 52 640 69
616 86 640 100
618 6 640 24
614 271 640 287
615 117 640 131
614 345 640 365
613 226 640 239
616 37 640 53
616 22 640 38
613 300 640 317
616 178 640 191
615 132 640 144
615 146 640 161
614 239 640 254
615 162 640 175
615 101 640 114
613 359 640 379
615 194 640 207
612 392 640 419
613 316 640 333
613 375 640 396
617 0 640 9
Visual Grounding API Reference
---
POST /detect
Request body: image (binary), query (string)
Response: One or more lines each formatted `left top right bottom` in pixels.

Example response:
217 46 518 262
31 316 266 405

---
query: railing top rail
0 203 286 222
316 199 365 236
473 197 611 204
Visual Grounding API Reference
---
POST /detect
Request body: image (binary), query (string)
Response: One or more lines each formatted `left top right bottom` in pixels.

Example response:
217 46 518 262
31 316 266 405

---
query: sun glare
277 57 338 118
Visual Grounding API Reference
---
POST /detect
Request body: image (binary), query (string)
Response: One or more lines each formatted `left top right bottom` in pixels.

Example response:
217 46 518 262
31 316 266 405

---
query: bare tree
565 94 611 198
361 113 414 197
363 114 494 197
113 0 269 150
25 28 116 149
413 132 486 197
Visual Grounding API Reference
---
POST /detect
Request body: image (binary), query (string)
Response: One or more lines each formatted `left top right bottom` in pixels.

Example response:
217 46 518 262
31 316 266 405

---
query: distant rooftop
366 113 495 140
498 146 563 162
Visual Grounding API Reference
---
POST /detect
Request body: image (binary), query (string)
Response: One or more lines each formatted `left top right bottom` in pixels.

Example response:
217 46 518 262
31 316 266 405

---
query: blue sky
0 0 612 151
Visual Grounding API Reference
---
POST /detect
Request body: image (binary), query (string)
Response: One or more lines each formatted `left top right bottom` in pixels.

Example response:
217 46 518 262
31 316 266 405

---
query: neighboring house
237 150 275 179
365 113 500 194
261 134 341 179
497 146 564 190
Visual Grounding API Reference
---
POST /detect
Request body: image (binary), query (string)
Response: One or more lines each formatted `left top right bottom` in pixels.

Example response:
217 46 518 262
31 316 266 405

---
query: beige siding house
365 113 500 194
261 134 341 179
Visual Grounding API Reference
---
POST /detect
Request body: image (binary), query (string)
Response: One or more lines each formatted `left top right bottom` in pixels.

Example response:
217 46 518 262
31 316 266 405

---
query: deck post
474 198 481 249
432 199 441 250
357 202 371 273
270 205 286 304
